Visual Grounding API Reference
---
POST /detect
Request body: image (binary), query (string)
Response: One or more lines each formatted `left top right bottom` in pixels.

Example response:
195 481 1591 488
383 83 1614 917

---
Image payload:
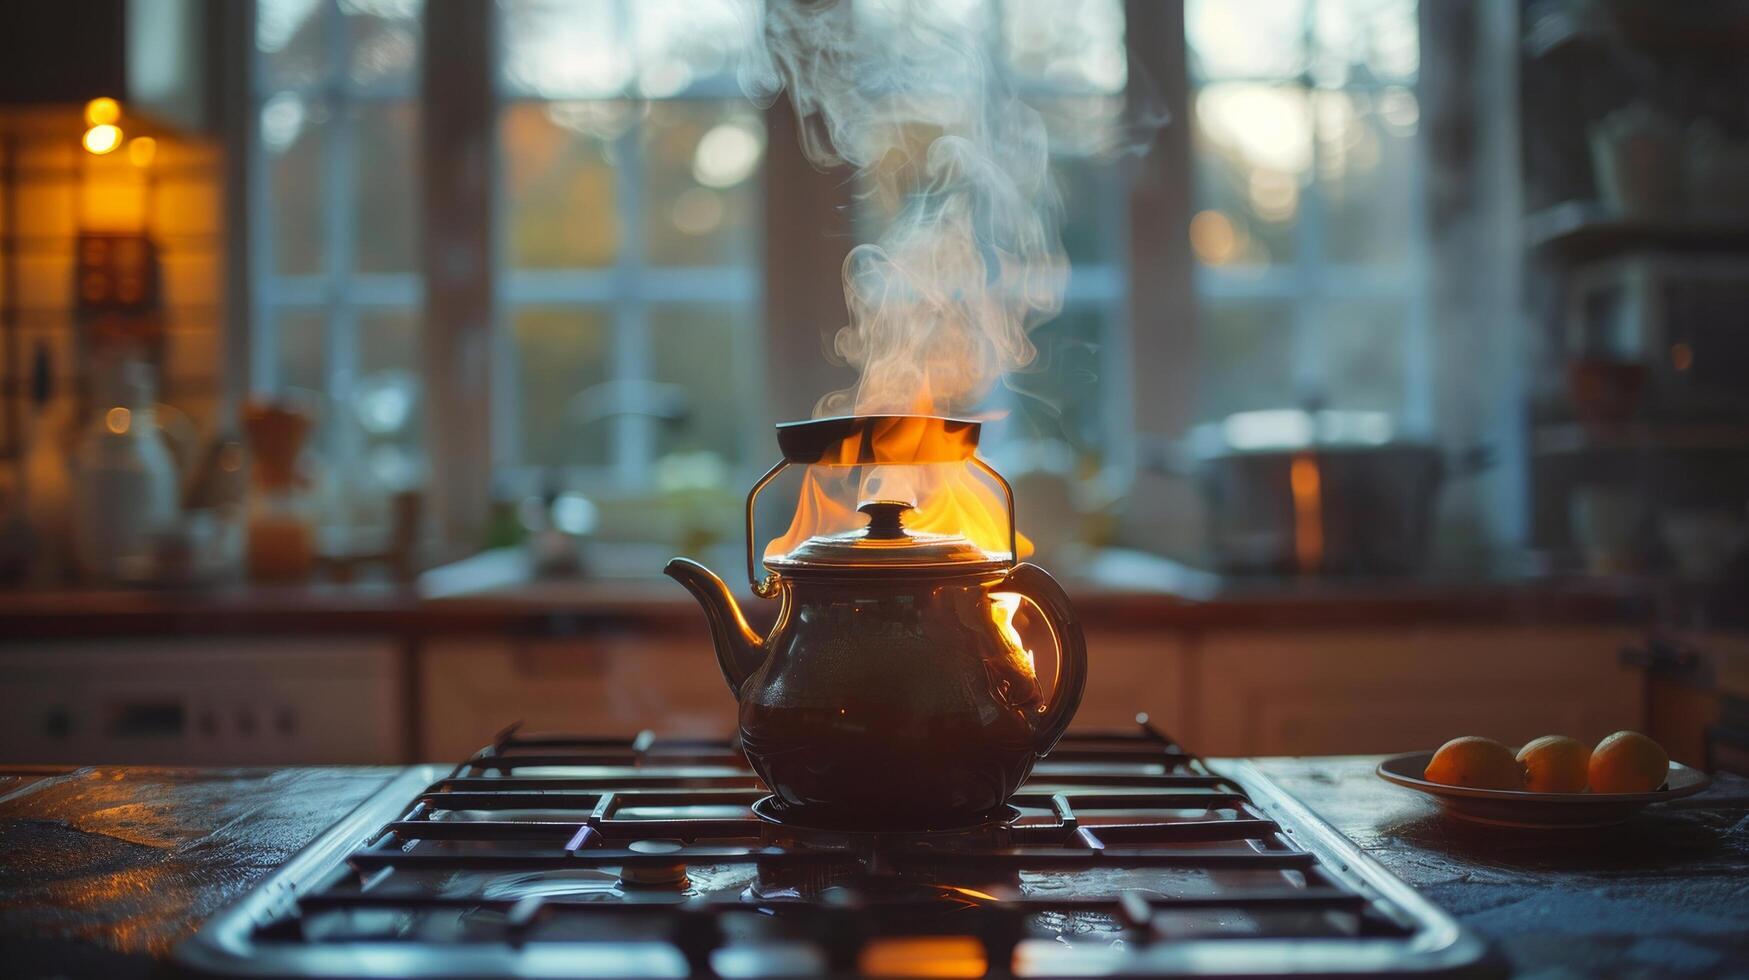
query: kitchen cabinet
1638 630 1749 769
421 626 1643 761
423 629 1191 761
1189 626 1643 756
419 634 736 760
0 638 404 765
1075 629 1192 731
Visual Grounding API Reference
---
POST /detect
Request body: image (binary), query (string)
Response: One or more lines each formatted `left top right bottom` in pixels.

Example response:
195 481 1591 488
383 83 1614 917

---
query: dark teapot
665 415 1087 829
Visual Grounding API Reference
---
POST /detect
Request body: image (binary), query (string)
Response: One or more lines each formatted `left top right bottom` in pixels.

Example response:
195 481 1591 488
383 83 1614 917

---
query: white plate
1375 751 1712 828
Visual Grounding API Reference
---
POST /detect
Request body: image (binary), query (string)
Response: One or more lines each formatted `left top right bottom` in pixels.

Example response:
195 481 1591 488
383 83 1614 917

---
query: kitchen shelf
1533 420 1749 456
1524 0 1749 58
1525 202 1749 261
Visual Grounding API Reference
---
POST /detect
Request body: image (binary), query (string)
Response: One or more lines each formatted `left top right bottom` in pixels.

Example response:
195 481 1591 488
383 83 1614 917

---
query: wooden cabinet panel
422 631 1188 761
1076 630 1191 738
1192 627 1643 757
420 637 737 760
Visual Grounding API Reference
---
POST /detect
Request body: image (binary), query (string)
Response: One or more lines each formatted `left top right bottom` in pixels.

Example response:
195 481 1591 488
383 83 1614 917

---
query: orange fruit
1588 731 1668 794
1425 736 1525 790
1517 735 1591 793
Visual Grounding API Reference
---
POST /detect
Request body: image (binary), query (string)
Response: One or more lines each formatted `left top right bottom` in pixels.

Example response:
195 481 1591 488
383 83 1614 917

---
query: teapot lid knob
857 499 914 540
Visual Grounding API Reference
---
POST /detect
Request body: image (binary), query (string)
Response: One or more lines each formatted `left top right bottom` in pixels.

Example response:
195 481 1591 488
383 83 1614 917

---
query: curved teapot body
665 558 1088 829
743 575 1043 825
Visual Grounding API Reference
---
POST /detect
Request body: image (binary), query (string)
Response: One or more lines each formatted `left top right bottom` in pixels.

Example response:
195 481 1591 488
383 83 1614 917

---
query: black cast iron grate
177 719 1493 977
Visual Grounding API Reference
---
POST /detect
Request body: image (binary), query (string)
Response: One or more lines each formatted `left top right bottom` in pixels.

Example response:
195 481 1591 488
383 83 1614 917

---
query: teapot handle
1002 562 1087 757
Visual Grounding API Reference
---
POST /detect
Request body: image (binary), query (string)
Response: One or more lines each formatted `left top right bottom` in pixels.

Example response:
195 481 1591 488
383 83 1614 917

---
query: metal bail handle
743 456 1021 596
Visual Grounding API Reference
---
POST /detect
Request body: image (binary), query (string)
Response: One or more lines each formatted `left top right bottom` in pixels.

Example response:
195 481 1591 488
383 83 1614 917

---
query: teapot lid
764 500 1009 577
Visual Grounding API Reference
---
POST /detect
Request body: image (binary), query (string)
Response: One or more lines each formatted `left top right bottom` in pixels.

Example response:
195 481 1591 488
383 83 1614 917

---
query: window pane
1003 0 1126 94
510 307 612 467
1192 84 1309 266
1004 307 1109 452
1185 0 1307 80
344 0 423 89
353 103 420 273
649 307 749 463
501 102 620 269
275 309 327 393
1198 302 1296 419
629 0 745 97
258 0 328 90
354 309 423 493
501 0 628 98
273 309 337 465
266 101 324 275
1054 153 1121 267
357 308 418 376
644 102 762 266
1318 299 1404 412
1317 88 1418 265
355 312 420 441
1311 0 1418 87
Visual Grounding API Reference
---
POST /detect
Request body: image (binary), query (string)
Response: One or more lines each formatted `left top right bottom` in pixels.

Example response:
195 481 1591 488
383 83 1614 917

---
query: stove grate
176 718 1493 978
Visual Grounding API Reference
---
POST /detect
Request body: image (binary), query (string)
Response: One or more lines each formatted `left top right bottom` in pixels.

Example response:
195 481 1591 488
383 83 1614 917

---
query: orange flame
765 457 1033 562
990 591 1037 680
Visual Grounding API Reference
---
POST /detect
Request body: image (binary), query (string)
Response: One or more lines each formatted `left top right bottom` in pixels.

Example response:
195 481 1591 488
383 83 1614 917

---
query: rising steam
741 0 1068 418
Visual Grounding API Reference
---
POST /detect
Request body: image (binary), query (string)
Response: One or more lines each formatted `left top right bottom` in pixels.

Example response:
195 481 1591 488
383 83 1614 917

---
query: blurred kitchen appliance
667 415 1088 828
0 639 403 766
1155 410 1488 576
174 721 1489 978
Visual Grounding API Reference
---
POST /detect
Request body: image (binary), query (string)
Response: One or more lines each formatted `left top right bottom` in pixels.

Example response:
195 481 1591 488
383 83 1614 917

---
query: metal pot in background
1149 410 1491 576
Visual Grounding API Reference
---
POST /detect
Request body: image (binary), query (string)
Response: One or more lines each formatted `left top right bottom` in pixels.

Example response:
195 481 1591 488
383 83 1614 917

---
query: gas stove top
176 720 1490 977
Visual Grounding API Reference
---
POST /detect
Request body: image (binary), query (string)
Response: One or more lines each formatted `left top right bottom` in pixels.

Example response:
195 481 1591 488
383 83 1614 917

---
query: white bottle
71 358 180 584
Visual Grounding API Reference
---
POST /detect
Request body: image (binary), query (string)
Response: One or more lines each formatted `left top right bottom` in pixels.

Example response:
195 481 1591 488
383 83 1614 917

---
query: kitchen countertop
1 759 1744 978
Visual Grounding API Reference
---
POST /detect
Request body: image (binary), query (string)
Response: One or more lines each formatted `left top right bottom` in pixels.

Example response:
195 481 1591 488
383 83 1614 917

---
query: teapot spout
664 557 767 696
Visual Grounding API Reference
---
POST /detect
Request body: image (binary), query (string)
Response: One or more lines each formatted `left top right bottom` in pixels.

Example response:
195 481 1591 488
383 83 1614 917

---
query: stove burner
618 839 690 889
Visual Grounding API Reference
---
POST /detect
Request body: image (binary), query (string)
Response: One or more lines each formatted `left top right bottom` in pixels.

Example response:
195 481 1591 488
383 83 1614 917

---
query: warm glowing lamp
85 97 121 126
83 124 123 155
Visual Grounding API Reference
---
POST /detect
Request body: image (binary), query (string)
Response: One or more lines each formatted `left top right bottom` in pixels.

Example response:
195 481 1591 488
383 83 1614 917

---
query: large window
1186 0 1427 428
242 0 1431 544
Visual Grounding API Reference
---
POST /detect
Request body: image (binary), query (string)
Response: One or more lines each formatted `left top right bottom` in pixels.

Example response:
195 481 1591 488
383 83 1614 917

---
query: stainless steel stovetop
175 720 1492 977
